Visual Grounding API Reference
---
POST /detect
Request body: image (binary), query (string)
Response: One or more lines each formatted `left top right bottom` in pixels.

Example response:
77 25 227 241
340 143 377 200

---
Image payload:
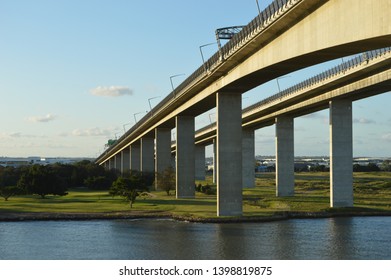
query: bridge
95 0 391 216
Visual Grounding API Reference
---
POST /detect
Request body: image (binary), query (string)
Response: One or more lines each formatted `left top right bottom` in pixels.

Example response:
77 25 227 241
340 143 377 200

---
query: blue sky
0 0 390 158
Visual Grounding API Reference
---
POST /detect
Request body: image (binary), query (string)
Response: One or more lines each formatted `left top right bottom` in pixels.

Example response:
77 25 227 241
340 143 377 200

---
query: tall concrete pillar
109 158 114 170
121 148 130 174
195 145 206 180
130 141 141 171
212 139 217 184
141 136 154 173
176 115 195 198
114 154 121 171
155 128 172 189
242 128 255 188
275 116 294 196
104 161 109 170
330 99 353 207
216 92 242 216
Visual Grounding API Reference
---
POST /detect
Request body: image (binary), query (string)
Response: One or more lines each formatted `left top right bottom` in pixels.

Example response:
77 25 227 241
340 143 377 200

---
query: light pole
170 74 185 96
133 111 146 123
123 122 132 133
199 42 218 72
256 0 262 16
148 96 161 111
276 75 290 93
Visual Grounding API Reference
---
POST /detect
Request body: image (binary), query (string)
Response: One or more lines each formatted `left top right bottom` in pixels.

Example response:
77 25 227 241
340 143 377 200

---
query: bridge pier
155 127 172 190
195 144 206 180
216 92 242 216
330 99 353 207
141 136 154 173
130 141 141 171
212 139 217 184
242 128 255 188
114 154 121 171
121 148 130 174
275 116 295 196
176 115 195 198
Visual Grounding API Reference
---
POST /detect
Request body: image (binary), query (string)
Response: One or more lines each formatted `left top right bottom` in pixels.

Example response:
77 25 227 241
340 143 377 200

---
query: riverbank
1 208 391 223
1 172 390 222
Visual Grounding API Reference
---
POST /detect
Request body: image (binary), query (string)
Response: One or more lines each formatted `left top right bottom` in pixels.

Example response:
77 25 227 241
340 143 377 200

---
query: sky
0 0 390 159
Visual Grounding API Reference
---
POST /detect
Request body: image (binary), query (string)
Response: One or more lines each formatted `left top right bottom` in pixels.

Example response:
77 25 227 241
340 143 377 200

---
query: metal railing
242 47 391 114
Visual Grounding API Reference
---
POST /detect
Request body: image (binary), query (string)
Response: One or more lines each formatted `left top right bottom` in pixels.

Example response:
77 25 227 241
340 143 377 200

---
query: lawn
1 172 391 219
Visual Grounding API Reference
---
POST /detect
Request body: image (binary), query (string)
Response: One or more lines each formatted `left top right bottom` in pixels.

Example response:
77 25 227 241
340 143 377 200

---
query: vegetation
156 167 176 196
1 170 390 219
109 171 152 208
0 161 118 200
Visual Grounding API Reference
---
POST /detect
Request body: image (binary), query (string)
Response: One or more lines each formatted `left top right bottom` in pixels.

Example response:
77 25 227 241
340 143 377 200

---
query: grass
1 172 391 219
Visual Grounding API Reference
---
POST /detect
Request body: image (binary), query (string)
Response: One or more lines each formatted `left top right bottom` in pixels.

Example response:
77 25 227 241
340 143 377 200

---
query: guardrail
243 47 391 114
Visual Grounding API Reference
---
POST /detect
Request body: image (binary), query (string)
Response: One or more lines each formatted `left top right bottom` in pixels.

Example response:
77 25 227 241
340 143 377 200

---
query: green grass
1 172 391 219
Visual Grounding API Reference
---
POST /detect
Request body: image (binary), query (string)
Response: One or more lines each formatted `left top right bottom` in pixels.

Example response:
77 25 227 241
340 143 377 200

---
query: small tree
109 171 147 208
156 166 176 196
0 185 22 201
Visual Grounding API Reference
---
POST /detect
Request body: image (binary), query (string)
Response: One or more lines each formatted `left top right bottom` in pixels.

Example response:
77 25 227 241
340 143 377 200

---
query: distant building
0 157 94 168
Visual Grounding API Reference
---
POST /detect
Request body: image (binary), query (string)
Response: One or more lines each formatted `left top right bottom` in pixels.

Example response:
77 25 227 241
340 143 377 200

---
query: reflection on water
0 217 390 260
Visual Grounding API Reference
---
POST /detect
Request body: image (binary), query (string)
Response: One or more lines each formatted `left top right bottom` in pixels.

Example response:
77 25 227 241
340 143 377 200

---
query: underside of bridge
97 0 391 216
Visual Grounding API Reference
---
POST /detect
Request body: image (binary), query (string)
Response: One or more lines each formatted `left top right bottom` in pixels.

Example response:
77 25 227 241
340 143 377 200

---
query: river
0 216 390 260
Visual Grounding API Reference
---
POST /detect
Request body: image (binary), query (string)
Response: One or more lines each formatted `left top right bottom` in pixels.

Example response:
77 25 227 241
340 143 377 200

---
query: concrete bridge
178 48 391 200
96 0 391 216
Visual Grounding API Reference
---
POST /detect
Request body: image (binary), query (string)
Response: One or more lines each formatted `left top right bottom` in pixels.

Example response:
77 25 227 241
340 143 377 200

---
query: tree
109 171 148 208
156 166 176 196
17 165 68 198
0 185 22 201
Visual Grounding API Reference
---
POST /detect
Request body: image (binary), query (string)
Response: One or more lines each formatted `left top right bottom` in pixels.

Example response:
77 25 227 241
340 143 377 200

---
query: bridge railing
242 47 391 114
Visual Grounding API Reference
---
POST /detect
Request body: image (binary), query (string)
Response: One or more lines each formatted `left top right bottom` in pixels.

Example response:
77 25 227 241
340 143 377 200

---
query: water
0 217 390 260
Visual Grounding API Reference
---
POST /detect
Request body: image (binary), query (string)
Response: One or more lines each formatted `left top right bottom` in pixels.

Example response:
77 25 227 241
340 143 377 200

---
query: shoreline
1 209 391 223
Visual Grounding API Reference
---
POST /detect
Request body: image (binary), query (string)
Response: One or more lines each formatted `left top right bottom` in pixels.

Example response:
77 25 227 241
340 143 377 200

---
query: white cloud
382 133 391 142
28 113 57 123
90 86 133 97
353 118 376 124
72 127 112 137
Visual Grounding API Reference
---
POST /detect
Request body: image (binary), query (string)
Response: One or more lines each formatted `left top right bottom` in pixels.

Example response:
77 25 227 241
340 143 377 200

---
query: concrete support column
104 161 109 170
114 154 121 171
130 141 141 171
155 128 172 189
242 128 255 188
275 116 295 196
330 99 353 207
109 158 114 170
195 145 206 180
216 92 242 216
141 136 154 173
212 139 217 184
121 148 130 174
176 115 195 198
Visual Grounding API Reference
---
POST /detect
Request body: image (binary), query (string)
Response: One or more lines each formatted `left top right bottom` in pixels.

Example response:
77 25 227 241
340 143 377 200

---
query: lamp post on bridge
133 111 146 123
170 74 185 97
148 96 161 111
276 75 291 93
256 0 262 16
199 42 218 72
123 122 132 133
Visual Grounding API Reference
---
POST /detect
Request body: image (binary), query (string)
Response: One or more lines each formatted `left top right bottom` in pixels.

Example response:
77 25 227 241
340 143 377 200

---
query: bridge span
96 0 391 216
